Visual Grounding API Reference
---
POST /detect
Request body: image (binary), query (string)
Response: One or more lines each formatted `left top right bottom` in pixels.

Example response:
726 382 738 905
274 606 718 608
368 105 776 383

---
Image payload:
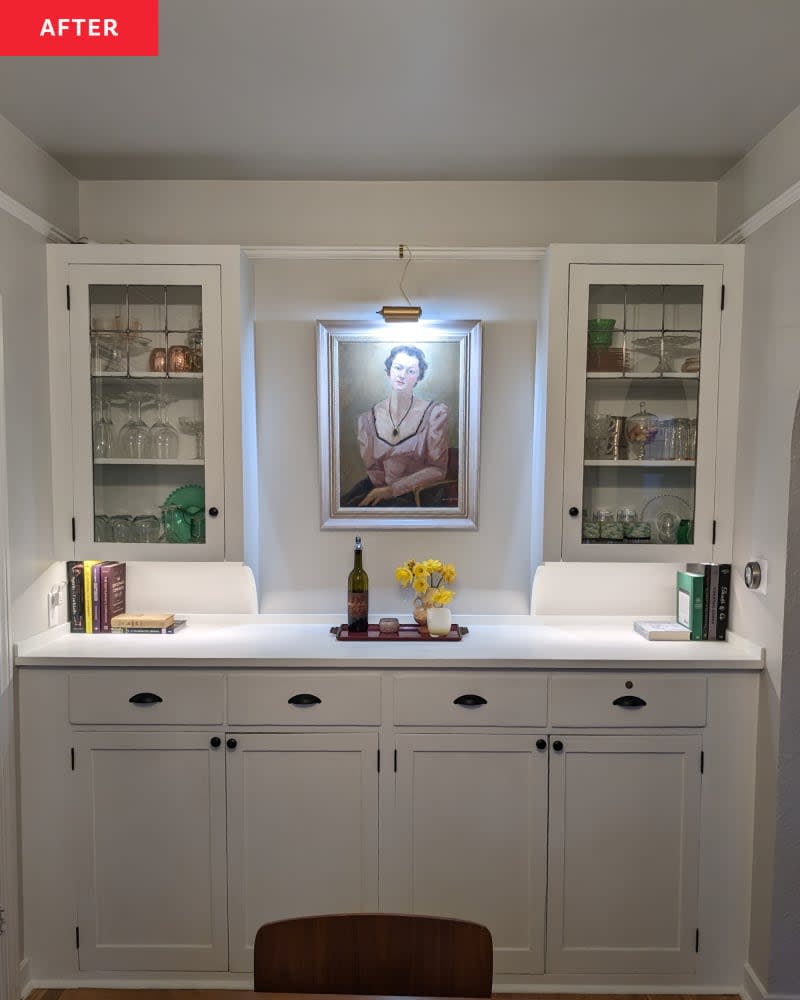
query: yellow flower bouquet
395 558 456 610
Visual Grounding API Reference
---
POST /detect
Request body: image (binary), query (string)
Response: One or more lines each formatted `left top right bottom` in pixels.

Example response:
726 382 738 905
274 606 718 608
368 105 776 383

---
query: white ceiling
2 0 800 182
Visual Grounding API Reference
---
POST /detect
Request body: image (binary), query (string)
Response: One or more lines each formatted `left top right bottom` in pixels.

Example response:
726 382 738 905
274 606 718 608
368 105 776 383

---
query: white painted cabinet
393 733 548 974
226 732 379 972
546 733 702 974
46 245 253 561
72 730 228 971
534 245 744 564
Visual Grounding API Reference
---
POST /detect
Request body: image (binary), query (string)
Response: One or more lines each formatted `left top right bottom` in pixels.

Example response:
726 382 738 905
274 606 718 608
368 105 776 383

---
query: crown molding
242 245 545 261
0 188 76 243
720 177 800 244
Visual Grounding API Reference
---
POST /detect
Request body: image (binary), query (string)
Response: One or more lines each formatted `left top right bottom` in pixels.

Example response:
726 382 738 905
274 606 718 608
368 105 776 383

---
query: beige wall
78 179 717 246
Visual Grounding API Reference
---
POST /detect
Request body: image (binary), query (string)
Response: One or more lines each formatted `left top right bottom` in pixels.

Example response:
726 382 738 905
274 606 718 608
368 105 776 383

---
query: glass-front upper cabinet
563 264 723 561
66 264 224 559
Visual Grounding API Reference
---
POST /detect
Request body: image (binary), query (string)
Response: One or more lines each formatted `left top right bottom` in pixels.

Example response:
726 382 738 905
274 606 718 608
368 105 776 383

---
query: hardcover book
82 561 100 633
99 562 126 632
716 564 732 639
676 570 705 640
110 612 175 629
111 619 186 634
633 620 691 641
686 562 721 640
66 561 84 633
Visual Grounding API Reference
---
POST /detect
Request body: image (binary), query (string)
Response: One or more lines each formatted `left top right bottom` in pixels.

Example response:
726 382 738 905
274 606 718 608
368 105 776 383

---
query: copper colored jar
167 345 192 373
148 348 166 372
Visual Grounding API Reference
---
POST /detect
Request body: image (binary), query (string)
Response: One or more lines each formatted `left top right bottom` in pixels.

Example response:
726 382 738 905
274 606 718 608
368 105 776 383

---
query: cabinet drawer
549 674 707 727
227 673 381 725
69 671 225 724
394 673 548 726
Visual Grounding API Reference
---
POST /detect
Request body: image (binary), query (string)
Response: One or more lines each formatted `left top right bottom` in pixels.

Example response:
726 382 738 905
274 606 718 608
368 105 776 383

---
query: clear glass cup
672 418 691 461
93 514 112 542
132 513 162 543
178 417 204 459
110 514 134 543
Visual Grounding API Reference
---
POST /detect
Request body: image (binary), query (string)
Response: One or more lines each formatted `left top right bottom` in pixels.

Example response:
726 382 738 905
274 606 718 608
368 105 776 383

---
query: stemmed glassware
178 417 204 459
92 397 115 459
150 389 179 460
117 395 151 459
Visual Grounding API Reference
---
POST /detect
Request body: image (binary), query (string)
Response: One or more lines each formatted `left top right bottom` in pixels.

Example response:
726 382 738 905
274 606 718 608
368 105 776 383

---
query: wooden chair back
253 912 493 997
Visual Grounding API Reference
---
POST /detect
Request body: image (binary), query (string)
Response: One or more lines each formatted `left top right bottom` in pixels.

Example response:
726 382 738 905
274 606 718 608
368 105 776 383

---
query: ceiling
2 0 800 182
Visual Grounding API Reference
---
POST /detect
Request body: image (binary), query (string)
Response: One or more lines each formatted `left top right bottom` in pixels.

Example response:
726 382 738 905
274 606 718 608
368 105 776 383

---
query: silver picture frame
317 319 482 529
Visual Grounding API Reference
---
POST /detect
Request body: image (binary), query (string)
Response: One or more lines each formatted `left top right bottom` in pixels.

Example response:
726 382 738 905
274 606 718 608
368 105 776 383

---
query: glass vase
426 606 452 637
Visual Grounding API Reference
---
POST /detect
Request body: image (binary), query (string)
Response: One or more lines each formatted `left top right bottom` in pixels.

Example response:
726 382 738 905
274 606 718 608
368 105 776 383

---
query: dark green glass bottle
347 535 369 632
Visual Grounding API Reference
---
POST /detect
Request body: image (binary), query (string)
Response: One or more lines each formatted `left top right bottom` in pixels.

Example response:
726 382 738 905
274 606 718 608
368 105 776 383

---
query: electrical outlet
48 582 67 627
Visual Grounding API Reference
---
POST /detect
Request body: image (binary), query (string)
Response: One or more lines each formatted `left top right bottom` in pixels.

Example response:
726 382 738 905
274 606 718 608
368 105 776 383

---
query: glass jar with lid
625 401 658 460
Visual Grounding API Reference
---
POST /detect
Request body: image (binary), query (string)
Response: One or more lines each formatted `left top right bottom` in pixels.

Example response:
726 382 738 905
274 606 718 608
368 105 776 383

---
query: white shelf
586 372 700 380
584 459 696 468
94 458 205 466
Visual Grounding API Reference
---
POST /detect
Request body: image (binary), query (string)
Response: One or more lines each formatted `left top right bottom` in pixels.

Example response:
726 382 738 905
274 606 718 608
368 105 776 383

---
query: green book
676 570 705 640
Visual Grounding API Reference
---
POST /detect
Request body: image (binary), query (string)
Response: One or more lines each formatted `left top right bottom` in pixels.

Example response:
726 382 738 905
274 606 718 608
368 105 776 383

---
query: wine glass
178 417 204 459
116 396 151 459
92 398 115 458
150 391 179 460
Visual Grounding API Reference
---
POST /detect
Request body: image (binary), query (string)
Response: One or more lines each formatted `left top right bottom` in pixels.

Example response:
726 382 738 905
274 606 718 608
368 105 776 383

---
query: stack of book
110 613 186 634
676 563 731 640
67 561 126 633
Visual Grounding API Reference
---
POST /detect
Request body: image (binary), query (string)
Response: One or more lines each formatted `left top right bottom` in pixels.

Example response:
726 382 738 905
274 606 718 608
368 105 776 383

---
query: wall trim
0 188 75 243
720 177 800 244
743 963 768 1000
242 245 545 261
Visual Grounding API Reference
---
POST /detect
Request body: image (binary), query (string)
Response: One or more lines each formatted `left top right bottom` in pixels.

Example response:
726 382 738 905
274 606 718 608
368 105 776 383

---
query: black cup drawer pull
128 692 163 705
612 694 647 708
288 693 322 706
453 694 487 707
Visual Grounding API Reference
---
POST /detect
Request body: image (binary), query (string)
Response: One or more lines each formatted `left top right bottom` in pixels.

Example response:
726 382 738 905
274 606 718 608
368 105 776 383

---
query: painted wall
0 112 78 237
254 258 536 615
717 104 800 993
77 179 717 246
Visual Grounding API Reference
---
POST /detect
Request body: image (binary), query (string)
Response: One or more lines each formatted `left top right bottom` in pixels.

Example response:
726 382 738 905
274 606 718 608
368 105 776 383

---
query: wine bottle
347 535 369 633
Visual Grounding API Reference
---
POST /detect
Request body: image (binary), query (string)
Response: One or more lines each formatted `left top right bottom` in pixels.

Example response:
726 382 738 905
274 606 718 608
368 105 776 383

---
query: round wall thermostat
744 561 762 590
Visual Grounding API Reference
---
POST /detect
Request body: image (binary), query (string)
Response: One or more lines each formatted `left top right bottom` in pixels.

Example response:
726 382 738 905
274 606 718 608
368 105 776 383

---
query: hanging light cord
399 244 413 306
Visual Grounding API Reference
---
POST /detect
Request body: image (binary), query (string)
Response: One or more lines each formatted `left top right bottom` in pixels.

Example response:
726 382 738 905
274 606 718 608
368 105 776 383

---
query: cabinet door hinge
66 285 71 311
393 748 398 772
71 747 75 770
720 285 725 311
75 926 80 949
695 928 700 952
712 520 717 545
377 749 380 773
700 750 704 774
71 517 76 542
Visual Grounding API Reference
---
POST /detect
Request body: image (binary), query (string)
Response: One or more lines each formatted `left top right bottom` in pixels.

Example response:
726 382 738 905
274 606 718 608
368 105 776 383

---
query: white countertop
14 614 765 670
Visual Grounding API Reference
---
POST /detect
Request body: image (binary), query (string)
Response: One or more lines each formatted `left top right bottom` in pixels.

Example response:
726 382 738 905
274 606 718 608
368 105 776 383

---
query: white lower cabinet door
546 734 702 974
73 731 228 971
226 732 379 972
394 734 548 974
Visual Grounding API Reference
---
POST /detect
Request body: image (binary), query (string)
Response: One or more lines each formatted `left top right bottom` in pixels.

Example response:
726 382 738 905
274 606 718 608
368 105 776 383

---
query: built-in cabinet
535 244 744 564
46 245 254 562
18 666 757 990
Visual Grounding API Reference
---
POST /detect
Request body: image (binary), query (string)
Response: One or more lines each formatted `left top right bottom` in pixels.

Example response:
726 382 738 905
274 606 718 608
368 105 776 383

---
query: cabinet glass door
69 264 223 558
564 264 722 561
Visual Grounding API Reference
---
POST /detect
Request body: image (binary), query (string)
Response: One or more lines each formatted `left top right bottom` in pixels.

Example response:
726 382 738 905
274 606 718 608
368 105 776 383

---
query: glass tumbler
110 514 134 543
672 418 691 461
132 514 162 543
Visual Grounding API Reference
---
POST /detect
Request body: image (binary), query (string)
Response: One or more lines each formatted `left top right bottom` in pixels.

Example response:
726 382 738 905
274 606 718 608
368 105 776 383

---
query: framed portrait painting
317 320 482 529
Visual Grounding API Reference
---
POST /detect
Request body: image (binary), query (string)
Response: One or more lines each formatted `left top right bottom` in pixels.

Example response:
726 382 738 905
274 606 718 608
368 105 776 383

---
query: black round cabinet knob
536 739 547 751
210 736 221 748
226 737 238 750
208 507 220 517
568 507 580 517
552 740 564 752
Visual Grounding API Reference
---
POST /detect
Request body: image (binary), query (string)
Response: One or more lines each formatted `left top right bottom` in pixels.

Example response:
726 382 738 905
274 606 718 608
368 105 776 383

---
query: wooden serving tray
331 623 468 641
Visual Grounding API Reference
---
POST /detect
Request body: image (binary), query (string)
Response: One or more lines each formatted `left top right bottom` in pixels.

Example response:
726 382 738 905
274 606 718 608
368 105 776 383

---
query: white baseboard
17 959 31 999
25 977 252 991
743 964 768 1000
